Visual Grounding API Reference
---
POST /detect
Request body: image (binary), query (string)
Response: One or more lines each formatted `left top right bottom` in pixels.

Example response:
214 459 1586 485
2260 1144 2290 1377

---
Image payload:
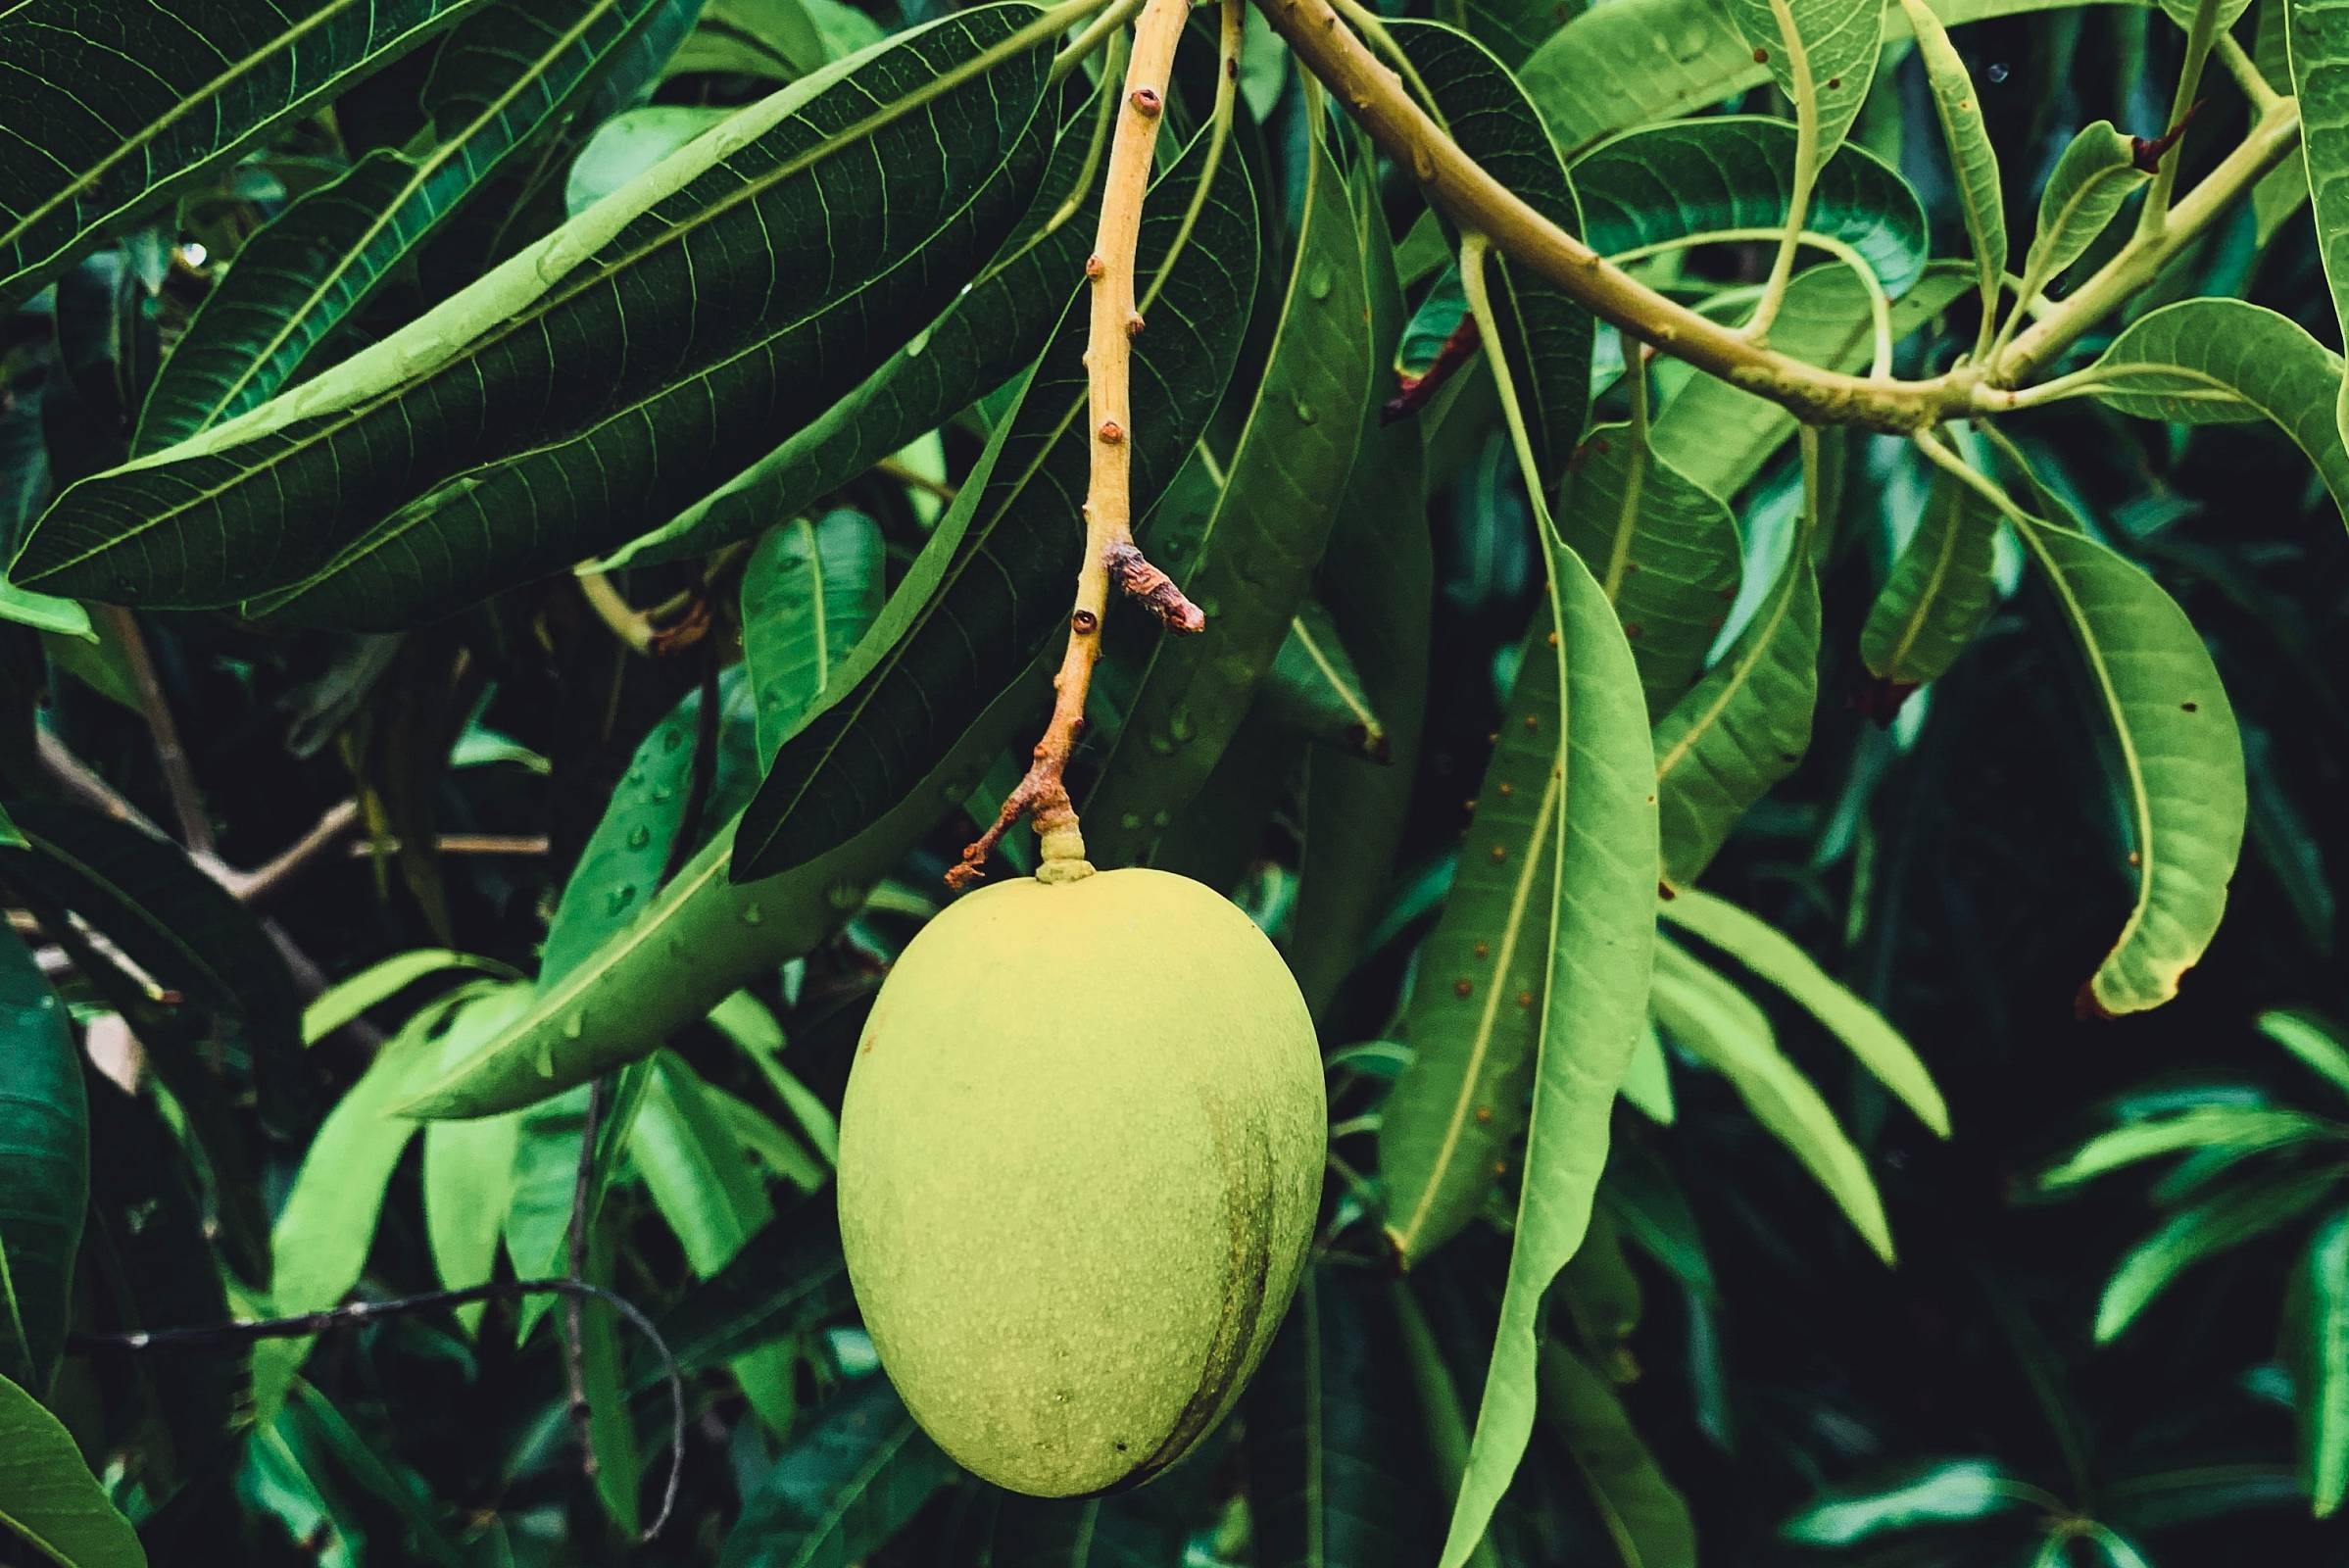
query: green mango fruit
838 865 1325 1495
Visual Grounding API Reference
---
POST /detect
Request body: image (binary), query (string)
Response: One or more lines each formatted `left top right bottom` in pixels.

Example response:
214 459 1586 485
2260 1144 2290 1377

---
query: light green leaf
2096 1167 2344 1341
1537 1344 1697 1568
1649 940 1894 1260
1859 465 2002 690
2259 1008 2349 1101
1381 618 1566 1264
710 994 840 1163
136 0 694 451
568 106 733 214
2286 1205 2349 1516
733 126 1257 876
2257 1 2309 243
300 949 514 1045
0 0 496 315
421 1106 520 1336
1780 1458 2027 1544
2002 505 2246 1013
1650 500 1819 892
0 1372 145 1568
539 693 704 985
2087 299 2349 532
0 931 83 1398
2018 121 2149 308
1522 0 2151 162
718 1376 954 1568
2289 0 2349 419
1438 547 1659 1568
12 5 1062 624
0 584 91 640
1557 416 1740 719
742 510 887 766
2039 1106 2337 1190
1446 0 1582 67
1660 887 1948 1135
1577 116 1931 298
500 1060 653 1344
1894 0 2002 326
1085 109 1376 864
1721 0 1885 172
1619 1026 1677 1124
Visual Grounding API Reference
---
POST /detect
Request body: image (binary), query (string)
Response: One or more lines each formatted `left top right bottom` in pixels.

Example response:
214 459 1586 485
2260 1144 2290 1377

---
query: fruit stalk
949 0 1207 890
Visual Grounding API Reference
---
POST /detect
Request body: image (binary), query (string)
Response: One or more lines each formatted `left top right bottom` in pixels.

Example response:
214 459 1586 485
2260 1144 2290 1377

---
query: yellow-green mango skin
837 866 1325 1497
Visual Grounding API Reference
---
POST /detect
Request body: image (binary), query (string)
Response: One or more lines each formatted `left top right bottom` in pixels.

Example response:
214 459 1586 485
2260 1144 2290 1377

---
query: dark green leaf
136 0 697 450
742 510 888 765
1263 601 1391 760
1537 1343 1696 1568
0 929 82 1396
732 123 1258 877
637 1208 852 1388
13 5 1063 624
1860 465 2002 689
539 695 703 985
0 1372 145 1568
719 1376 955 1568
0 0 494 314
2286 1206 2349 1517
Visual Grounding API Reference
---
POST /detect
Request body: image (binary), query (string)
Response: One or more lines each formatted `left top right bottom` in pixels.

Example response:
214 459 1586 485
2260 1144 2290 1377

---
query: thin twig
71 1276 687 1544
948 0 1209 889
98 606 214 858
563 1077 610 1484
221 799 364 903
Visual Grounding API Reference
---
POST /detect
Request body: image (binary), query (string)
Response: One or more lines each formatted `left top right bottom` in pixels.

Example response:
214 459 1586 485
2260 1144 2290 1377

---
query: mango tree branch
947 0 1208 889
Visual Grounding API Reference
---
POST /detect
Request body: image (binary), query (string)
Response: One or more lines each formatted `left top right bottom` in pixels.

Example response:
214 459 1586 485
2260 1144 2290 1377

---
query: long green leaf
2018 121 2149 308
137 0 699 451
2257 0 2310 243
742 510 887 765
1084 108 1376 863
2095 1167 2344 1341
0 0 495 315
1649 940 1895 1260
2288 0 2349 452
2086 298 2349 532
1780 1458 2028 1544
1537 1344 1696 1568
1859 465 2002 690
1248 1269 1429 1568
1721 0 1884 172
420 1107 519 1336
2039 1106 2336 1190
1381 620 1565 1264
2002 506 2245 1014
12 4 1062 622
718 1376 955 1568
1660 887 1949 1135
0 1373 145 1568
732 124 1258 877
2260 1008 2349 1102
2287 1205 2349 1516
1894 0 2002 327
1575 117 1930 297
1557 417 1740 719
1521 0 2150 161
1650 503 1820 892
0 930 83 1397
1439 551 1658 1568
539 692 705 985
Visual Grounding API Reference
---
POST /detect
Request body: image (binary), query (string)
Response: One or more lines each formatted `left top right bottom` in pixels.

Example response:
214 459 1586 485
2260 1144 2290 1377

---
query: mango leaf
1381 619 1564 1264
2095 1167 2344 1341
0 1373 145 1568
1264 601 1390 760
638 1209 852 1386
1537 1344 1696 1568
602 74 1111 570
1650 500 1819 892
1894 0 2002 324
2038 1106 2333 1191
1248 1269 1430 1568
0 0 495 315
742 510 887 764
300 949 514 1044
1289 149 1431 1020
1439 549 1658 1568
1652 940 1894 1258
1557 416 1739 719
2260 1008 2349 1101
420 1106 519 1336
2018 121 2149 307
1520 0 2149 161
12 4 1062 623
1781 1458 2029 1545
1859 466 2002 689
540 695 704 985
1575 117 1930 298
0 930 83 1397
2085 299 2349 532
2286 1205 2349 1517
1084 110 1376 864
568 106 732 213
1660 887 1949 1135
136 0 699 451
2291 0 2349 452
1394 20 1594 493
2256 1 2309 243
1650 262 1973 503
1720 0 1884 173
732 125 1258 877
1445 0 1580 67
984 1488 1202 1568
2001 504 2245 1014
500 1055 652 1342
719 1376 954 1568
